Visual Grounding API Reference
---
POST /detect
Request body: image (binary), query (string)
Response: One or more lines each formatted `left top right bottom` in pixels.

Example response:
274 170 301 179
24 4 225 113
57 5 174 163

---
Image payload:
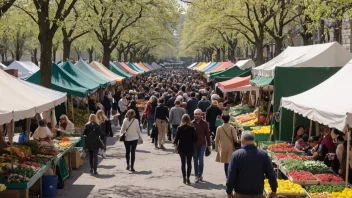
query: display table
0 137 82 198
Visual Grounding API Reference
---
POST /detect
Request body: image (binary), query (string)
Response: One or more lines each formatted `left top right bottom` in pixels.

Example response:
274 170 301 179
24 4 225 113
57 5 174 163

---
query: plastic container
42 175 58 197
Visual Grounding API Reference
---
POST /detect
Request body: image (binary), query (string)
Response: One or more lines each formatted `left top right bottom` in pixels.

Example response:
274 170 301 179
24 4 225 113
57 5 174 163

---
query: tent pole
9 119 14 170
292 113 296 143
309 120 313 137
71 95 75 122
345 125 350 188
279 110 283 140
315 122 320 136
26 118 31 141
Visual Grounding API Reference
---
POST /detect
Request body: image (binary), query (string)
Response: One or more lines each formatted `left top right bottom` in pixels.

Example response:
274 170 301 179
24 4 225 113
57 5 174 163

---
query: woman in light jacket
215 113 238 179
53 115 75 137
96 110 108 158
120 109 143 172
83 114 103 175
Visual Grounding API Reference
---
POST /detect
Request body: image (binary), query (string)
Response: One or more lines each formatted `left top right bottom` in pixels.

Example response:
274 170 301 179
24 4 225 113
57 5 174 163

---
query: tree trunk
123 51 128 62
222 45 226 61
63 39 71 61
52 50 57 63
231 48 235 62
274 38 283 57
319 20 325 44
31 48 38 65
39 37 53 88
102 45 111 67
216 48 221 62
245 47 249 58
1 52 4 62
334 20 342 44
227 46 231 60
118 50 122 61
15 52 21 61
255 43 264 65
75 50 80 60
87 48 94 63
130 52 135 62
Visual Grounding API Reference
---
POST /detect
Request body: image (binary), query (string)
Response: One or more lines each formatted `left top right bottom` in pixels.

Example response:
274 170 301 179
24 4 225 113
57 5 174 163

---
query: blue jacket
226 144 277 195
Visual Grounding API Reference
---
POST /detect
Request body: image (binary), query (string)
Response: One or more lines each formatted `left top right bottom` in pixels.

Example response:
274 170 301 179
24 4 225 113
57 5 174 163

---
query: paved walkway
57 127 227 198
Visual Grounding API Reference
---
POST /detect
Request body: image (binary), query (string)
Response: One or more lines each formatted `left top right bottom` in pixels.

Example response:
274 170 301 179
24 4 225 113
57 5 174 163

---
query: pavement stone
56 126 226 198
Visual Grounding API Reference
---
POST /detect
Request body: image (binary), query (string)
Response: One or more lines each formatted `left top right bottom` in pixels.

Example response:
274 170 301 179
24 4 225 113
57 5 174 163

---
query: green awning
250 76 274 87
74 59 110 88
109 62 132 78
127 62 143 73
61 61 100 92
26 62 89 97
214 68 252 82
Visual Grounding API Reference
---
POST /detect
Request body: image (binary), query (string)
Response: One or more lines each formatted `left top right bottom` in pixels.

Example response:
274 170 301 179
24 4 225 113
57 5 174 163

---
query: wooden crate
318 181 345 186
288 176 319 185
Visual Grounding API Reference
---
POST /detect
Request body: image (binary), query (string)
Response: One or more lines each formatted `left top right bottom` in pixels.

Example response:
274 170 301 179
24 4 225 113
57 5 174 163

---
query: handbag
222 126 241 150
119 119 135 142
205 147 211 157
150 123 158 138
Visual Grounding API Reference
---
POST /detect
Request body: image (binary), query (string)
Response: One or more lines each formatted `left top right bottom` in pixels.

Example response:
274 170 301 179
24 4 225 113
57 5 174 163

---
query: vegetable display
307 185 344 193
282 159 332 174
275 153 312 161
228 105 255 117
288 170 316 181
314 174 343 183
264 179 305 194
268 143 298 152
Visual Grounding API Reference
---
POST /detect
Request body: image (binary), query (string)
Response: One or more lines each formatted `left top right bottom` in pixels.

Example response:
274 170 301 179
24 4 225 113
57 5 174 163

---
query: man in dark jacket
192 109 211 183
187 92 199 120
226 131 277 198
198 96 211 113
167 92 176 109
155 98 169 149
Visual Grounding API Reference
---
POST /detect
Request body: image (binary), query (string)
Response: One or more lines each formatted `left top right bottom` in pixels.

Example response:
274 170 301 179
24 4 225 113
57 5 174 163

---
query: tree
15 0 78 88
0 0 16 17
61 4 90 61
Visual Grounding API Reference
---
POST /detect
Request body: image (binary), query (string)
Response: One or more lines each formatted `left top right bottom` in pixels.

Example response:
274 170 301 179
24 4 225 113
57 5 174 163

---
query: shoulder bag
119 119 135 142
222 126 241 150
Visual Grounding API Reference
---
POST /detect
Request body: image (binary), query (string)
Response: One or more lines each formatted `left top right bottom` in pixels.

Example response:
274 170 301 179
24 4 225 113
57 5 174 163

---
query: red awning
218 76 251 92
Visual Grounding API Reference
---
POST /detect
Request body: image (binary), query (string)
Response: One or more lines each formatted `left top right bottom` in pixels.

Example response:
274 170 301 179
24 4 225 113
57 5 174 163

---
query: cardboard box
70 151 82 169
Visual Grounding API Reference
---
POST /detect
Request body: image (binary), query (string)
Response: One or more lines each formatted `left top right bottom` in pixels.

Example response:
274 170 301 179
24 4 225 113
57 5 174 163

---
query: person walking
192 109 211 183
144 96 158 137
118 94 129 126
169 100 186 140
103 91 113 119
155 98 169 149
83 114 103 175
206 100 223 144
226 131 277 198
128 100 141 124
187 92 199 120
174 114 197 185
119 109 143 172
215 113 238 179
198 96 211 113
96 110 108 158
167 92 177 109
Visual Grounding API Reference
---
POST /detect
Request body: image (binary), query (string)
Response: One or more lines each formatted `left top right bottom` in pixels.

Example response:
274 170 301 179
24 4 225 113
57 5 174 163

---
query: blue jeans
193 145 206 177
147 117 154 136
172 125 178 139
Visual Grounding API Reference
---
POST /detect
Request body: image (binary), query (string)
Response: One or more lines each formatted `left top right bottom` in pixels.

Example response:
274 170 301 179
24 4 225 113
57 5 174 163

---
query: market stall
89 61 123 84
74 60 111 87
250 42 352 141
119 62 139 75
109 62 132 78
201 62 219 72
210 59 255 82
6 61 39 79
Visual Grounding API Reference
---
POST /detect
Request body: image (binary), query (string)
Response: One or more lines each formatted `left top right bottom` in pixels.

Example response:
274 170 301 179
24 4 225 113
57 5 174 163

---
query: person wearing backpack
83 114 103 175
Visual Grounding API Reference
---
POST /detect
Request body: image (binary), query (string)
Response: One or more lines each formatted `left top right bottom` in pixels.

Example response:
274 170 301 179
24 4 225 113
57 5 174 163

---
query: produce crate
264 188 306 197
278 164 289 177
318 181 345 186
288 176 319 186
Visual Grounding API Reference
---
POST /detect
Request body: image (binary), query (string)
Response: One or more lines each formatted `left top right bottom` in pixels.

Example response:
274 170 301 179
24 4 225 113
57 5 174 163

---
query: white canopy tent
6 61 39 79
187 62 197 69
281 59 352 132
252 42 352 78
0 62 6 70
0 69 67 125
234 59 255 70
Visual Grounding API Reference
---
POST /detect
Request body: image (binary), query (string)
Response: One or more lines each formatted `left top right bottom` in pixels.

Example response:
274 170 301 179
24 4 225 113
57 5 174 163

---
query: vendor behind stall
53 115 75 136
307 136 328 162
33 120 53 141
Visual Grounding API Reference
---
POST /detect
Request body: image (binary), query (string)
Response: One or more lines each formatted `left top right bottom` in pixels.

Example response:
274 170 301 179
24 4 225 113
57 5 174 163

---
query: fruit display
264 179 305 195
38 141 58 155
6 174 30 183
242 119 257 126
268 143 298 152
329 188 352 197
3 147 25 158
274 153 312 161
228 105 255 117
282 159 332 174
251 125 271 134
235 113 257 125
288 170 316 181
314 174 343 183
57 141 73 151
0 184 6 192
19 141 39 154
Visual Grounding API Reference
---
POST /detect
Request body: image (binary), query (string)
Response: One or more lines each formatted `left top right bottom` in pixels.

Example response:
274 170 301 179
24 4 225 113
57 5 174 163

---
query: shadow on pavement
129 170 153 175
191 180 225 190
98 165 116 169
136 149 151 153
92 173 115 179
89 185 218 198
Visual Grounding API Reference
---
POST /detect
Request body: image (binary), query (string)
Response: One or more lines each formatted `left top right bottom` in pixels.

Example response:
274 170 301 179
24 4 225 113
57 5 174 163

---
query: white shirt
119 98 128 112
119 118 142 141
33 127 53 139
